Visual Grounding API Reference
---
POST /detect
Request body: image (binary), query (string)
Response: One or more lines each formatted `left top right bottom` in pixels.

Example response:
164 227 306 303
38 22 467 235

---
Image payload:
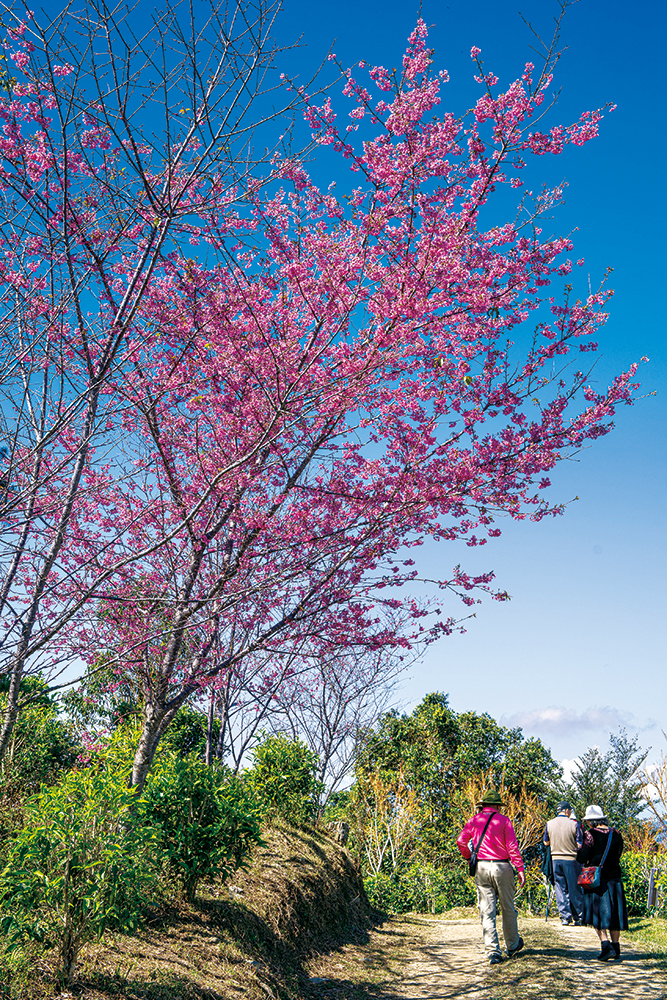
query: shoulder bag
577 830 613 888
468 811 496 877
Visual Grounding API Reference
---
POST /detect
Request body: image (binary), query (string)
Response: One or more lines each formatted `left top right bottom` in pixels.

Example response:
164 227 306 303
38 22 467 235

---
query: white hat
583 804 606 822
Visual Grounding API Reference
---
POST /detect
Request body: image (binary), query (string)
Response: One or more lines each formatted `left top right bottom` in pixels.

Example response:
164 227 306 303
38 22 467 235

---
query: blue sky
273 0 667 763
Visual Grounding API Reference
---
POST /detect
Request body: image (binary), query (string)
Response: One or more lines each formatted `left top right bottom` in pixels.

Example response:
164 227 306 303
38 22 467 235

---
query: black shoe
489 954 502 965
507 937 524 958
597 941 614 962
573 920 583 926
611 943 621 960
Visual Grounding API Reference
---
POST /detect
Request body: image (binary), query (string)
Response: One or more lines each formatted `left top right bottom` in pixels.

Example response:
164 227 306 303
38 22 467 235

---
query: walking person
543 800 584 925
577 805 629 961
457 789 525 965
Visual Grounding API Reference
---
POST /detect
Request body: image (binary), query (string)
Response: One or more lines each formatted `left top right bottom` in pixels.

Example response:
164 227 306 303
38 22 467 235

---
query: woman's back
577 826 623 882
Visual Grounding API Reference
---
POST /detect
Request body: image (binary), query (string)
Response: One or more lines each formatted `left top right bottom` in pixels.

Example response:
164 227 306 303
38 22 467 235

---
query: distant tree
454 711 563 801
356 695 562 817
0 677 78 798
352 770 421 878
269 646 411 812
62 660 144 732
355 693 461 826
568 730 648 828
207 641 316 772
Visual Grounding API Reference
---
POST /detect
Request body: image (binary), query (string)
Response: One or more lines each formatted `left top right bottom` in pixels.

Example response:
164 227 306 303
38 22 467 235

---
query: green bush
0 695 79 799
247 734 322 824
622 850 651 915
142 752 262 901
0 765 161 986
620 850 667 916
159 705 220 760
364 861 476 914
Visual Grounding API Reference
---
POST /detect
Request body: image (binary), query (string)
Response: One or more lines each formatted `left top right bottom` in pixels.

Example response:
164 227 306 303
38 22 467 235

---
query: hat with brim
478 789 503 807
583 804 606 822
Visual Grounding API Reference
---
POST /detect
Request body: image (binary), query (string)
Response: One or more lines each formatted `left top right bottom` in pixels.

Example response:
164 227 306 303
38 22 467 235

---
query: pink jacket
456 807 524 874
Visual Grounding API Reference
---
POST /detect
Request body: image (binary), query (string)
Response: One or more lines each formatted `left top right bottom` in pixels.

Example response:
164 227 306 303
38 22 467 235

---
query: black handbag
468 811 496 877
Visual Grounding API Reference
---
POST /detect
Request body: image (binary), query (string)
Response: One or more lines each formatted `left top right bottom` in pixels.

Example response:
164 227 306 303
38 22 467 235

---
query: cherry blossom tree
0 2 641 789
76 13 641 791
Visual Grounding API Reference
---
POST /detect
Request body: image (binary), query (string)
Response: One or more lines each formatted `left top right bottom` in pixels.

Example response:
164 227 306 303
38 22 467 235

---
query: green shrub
0 696 79 799
364 861 476 914
0 765 161 986
247 734 322 824
159 705 220 760
621 850 651 915
142 752 262 901
620 850 667 916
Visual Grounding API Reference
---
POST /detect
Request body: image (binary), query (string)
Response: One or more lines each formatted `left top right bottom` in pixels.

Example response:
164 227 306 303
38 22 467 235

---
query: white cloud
500 705 657 739
560 757 584 784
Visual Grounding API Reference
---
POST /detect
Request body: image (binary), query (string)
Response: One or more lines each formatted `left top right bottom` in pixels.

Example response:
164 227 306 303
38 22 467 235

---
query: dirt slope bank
5 823 375 999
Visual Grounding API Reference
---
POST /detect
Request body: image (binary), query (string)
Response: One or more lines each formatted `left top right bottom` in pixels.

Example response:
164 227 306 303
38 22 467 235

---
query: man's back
457 807 524 871
546 815 579 860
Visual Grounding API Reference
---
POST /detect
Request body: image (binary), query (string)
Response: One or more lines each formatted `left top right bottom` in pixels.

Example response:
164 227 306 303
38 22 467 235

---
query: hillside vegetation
1 824 374 999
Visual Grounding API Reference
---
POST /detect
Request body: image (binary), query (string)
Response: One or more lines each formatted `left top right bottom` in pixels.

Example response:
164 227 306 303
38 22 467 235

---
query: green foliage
141 752 262 901
323 788 353 824
356 695 562 806
247 733 323 824
0 690 79 799
620 850 667 917
364 861 476 914
356 693 459 813
352 694 562 866
61 657 143 730
0 765 161 986
159 704 219 760
568 730 648 828
621 851 653 916
454 711 563 800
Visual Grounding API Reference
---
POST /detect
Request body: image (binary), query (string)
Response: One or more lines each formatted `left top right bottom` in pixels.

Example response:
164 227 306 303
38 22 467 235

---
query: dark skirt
581 879 629 931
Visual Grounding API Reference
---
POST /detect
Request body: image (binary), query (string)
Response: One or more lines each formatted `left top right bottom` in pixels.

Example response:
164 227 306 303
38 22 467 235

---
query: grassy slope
0 823 376 1000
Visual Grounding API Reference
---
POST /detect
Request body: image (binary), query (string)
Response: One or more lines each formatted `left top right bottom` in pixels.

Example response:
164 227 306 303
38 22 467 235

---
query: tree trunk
205 687 216 766
0 652 24 764
131 707 168 792
215 688 229 762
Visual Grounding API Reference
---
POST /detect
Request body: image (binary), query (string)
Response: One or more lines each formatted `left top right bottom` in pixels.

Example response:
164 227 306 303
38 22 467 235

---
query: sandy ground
306 914 667 1000
382 916 665 1000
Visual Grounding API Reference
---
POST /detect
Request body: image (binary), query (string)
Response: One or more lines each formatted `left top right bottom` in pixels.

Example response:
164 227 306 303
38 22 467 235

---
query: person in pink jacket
457 789 525 964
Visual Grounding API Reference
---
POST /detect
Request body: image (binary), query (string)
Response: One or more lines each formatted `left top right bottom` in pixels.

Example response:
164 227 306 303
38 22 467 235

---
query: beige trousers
475 861 520 956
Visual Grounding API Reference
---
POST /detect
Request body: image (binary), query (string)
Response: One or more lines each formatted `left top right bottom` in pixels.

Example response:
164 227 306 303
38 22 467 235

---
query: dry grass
0 823 378 1000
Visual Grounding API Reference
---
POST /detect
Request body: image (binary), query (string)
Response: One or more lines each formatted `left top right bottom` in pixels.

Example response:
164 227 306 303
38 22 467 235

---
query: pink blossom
10 50 29 70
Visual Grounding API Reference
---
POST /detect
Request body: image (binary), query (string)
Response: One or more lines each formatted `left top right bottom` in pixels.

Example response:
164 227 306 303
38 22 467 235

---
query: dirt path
305 914 667 1000
552 921 662 1000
